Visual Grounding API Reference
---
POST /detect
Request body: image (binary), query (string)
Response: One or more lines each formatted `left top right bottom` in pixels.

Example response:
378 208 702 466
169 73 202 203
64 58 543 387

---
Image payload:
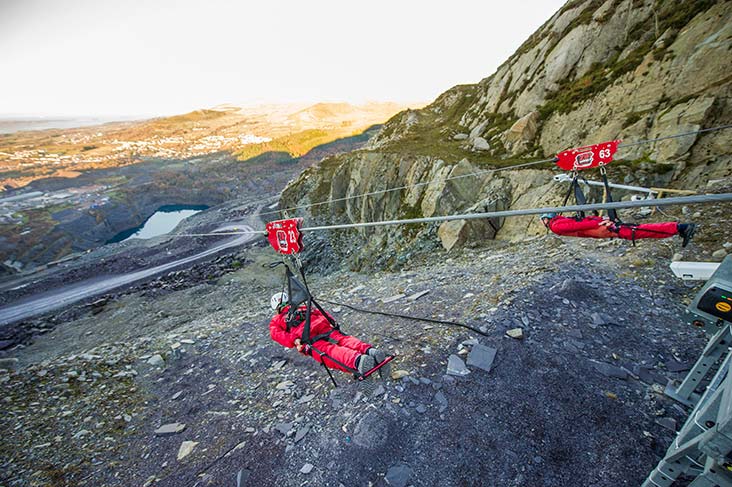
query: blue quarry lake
108 205 208 243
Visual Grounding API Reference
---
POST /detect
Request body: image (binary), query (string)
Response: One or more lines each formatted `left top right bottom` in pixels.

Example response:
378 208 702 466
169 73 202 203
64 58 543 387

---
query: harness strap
309 344 360 376
563 172 587 219
309 329 336 344
615 223 677 237
600 166 619 222
561 172 576 214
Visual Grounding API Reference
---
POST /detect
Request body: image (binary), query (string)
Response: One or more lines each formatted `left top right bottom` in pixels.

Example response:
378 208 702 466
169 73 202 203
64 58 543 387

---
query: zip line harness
555 139 677 244
265 218 394 387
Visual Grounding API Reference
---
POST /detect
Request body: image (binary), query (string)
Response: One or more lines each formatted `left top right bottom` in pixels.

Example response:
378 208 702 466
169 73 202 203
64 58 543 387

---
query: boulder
653 96 716 161
469 120 489 140
472 137 491 151
501 111 539 154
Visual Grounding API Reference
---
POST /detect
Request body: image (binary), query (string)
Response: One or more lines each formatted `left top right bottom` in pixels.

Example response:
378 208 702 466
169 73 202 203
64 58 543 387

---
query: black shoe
678 223 697 248
357 354 375 375
367 348 387 364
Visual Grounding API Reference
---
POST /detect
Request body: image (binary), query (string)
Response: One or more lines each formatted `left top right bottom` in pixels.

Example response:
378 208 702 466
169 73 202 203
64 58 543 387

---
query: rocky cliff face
280 0 732 269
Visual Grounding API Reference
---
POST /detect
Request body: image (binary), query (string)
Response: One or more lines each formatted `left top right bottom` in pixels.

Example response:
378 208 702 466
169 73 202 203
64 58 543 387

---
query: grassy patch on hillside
537 1 717 119
234 128 361 161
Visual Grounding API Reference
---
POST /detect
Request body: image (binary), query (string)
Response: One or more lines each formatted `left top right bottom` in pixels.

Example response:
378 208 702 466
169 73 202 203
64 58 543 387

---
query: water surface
108 205 208 243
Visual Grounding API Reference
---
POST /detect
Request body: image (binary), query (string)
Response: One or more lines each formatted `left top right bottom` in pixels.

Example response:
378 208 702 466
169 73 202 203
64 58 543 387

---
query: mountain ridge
279 0 732 270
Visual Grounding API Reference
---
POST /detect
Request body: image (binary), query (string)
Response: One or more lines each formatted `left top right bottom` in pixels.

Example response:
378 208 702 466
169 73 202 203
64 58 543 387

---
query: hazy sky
0 0 566 117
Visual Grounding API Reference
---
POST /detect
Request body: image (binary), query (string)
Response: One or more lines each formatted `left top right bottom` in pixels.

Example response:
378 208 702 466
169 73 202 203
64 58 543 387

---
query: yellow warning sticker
716 302 732 313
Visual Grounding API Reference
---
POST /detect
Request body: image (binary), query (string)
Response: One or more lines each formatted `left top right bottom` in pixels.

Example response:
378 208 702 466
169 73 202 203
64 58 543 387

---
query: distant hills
0 101 419 191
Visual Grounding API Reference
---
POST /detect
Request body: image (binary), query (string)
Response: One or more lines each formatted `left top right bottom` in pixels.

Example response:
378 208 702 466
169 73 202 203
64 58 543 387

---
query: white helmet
270 292 288 311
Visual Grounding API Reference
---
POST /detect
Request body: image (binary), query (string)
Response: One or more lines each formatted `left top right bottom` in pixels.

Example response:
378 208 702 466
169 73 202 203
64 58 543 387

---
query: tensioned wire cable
171 193 732 238
256 156 557 218
167 124 732 238
255 123 732 219
299 193 732 233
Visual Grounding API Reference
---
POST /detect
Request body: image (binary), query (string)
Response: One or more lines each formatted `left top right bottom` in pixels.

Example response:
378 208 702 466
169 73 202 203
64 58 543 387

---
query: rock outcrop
280 0 732 269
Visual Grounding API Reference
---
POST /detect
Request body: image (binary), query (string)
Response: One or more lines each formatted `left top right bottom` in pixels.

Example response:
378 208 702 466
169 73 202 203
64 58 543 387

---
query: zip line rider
540 213 697 247
269 292 387 375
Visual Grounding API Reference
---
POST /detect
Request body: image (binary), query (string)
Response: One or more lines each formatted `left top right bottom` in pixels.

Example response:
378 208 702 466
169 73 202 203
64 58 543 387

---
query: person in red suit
269 292 386 374
540 213 696 246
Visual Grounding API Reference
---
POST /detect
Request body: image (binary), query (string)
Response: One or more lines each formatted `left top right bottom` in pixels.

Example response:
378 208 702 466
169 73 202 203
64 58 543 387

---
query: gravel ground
0 228 721 486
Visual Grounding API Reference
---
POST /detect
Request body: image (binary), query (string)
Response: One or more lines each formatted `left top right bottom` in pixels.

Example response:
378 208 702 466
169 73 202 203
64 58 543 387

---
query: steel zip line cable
616 123 732 148
256 123 732 219
256 156 557 218
170 193 732 238
298 193 732 232
166 124 732 238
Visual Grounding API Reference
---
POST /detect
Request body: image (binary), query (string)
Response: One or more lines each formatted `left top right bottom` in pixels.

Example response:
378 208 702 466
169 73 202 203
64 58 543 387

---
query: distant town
0 130 273 189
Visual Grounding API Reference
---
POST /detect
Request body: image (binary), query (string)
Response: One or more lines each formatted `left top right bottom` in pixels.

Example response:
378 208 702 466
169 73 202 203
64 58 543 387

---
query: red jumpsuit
269 306 372 373
548 215 679 240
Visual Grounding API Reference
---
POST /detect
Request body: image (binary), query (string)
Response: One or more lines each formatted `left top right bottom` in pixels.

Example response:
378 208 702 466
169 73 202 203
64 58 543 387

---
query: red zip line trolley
555 139 622 221
265 218 394 387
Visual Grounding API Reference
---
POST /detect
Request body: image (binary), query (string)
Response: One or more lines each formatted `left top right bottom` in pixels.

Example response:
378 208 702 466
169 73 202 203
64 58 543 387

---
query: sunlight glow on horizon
0 0 566 117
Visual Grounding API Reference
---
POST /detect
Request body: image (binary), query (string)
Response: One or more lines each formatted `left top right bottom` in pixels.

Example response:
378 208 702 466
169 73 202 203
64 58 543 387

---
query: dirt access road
0 227 259 326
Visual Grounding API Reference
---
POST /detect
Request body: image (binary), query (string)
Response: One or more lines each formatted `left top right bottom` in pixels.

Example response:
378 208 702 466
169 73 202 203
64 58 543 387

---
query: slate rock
0 358 19 369
297 394 315 404
353 412 388 449
656 417 677 431
553 278 598 301
446 355 470 376
147 355 164 366
665 360 691 373
385 463 413 487
566 328 583 339
434 391 448 413
635 366 666 385
294 425 310 443
177 441 199 461
154 423 186 436
276 380 295 390
415 404 427 414
407 290 430 301
590 312 613 327
236 468 251 487
466 344 497 373
275 422 294 435
592 361 629 380
506 328 523 339
300 463 314 474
